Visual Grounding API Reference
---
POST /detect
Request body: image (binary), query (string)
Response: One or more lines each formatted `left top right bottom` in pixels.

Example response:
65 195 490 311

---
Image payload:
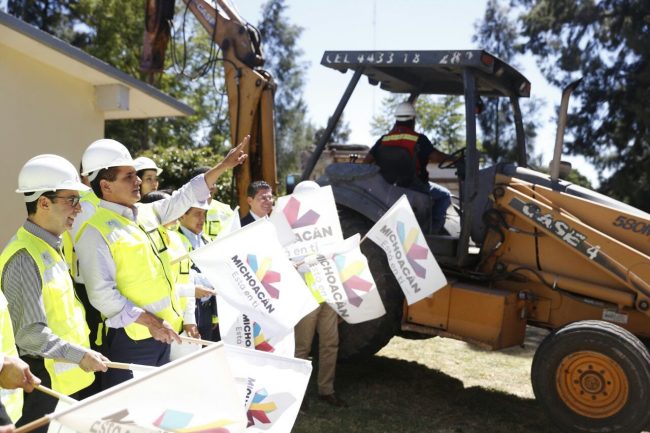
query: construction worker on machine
364 101 452 233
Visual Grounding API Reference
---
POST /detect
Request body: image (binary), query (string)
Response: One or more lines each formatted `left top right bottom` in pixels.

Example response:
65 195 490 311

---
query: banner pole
14 415 51 433
35 385 75 403
179 335 216 346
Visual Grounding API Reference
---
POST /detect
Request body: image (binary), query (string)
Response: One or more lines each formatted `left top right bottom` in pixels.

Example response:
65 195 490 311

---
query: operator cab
306 50 531 268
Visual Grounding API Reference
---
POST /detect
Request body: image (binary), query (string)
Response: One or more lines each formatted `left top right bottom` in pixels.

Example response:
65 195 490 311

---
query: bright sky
232 0 598 184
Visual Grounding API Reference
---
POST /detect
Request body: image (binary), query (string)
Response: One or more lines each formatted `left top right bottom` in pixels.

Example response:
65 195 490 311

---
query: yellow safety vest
161 228 191 314
79 208 183 340
62 190 99 280
0 292 23 423
176 229 218 324
0 228 93 395
203 200 234 241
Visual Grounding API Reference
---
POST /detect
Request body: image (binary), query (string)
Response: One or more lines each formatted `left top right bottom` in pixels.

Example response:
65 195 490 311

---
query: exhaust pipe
550 78 582 182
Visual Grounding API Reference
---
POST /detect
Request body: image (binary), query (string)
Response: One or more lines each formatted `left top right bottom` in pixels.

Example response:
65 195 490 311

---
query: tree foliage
257 0 311 183
314 115 351 146
8 0 230 154
138 145 233 204
515 0 650 210
472 0 544 167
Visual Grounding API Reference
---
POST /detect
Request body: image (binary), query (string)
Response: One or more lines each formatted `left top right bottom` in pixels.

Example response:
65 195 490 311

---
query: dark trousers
16 357 85 433
0 401 11 427
101 328 170 390
73 282 104 398
196 297 220 342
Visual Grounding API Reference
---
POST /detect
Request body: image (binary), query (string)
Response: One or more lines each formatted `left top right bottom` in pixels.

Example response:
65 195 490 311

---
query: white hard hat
395 102 416 120
134 156 163 175
81 139 134 181
293 180 320 194
16 154 90 202
189 199 210 211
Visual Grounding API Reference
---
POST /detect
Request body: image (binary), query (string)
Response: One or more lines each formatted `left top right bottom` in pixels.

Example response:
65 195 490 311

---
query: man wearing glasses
240 181 274 226
0 155 108 432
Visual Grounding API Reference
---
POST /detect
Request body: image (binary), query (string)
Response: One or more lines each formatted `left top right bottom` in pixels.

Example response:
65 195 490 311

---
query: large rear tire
531 320 650 433
336 207 404 361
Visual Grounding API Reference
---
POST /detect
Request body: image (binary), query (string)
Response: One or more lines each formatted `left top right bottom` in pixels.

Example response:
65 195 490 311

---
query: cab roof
320 50 530 98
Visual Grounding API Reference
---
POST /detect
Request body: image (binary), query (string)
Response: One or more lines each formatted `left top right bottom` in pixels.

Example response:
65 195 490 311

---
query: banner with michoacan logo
365 195 447 304
270 185 344 259
303 234 386 324
190 219 319 335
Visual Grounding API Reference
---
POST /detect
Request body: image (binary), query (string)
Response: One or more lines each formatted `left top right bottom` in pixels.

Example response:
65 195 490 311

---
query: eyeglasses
47 195 81 207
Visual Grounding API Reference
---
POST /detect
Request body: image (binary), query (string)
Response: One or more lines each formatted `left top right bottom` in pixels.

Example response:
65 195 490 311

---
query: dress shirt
2 221 86 363
76 175 210 328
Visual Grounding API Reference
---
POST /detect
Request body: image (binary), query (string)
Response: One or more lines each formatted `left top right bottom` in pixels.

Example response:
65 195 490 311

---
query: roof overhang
0 11 194 120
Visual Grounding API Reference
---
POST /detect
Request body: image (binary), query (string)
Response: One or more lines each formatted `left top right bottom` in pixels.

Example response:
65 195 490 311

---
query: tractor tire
531 320 650 433
336 207 404 361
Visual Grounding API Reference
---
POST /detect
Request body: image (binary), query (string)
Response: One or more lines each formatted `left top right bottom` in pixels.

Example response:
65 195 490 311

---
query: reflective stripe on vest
0 228 93 395
203 200 234 240
380 126 423 177
0 292 23 423
162 229 191 313
177 229 218 323
82 208 182 340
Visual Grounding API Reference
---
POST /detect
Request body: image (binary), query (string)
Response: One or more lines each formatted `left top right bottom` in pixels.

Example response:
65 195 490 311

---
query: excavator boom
141 0 277 213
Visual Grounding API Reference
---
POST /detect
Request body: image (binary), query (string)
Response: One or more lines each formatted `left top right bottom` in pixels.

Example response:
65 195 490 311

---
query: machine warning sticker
602 309 628 325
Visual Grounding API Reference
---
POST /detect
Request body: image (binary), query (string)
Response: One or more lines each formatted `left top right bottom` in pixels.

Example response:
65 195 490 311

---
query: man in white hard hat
364 101 452 233
1 155 108 432
291 180 347 409
75 137 248 389
134 156 162 196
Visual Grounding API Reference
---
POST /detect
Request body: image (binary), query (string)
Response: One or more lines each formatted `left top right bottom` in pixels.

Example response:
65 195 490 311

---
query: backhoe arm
495 183 650 315
141 0 277 213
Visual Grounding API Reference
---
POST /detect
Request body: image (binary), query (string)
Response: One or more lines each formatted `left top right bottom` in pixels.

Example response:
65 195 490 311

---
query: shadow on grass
294 354 555 433
464 326 551 359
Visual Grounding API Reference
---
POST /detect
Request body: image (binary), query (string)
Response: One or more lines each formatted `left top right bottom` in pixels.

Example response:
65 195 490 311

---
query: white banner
190 219 319 335
303 235 385 323
52 344 246 433
225 345 311 433
218 299 295 357
270 186 344 259
365 195 447 304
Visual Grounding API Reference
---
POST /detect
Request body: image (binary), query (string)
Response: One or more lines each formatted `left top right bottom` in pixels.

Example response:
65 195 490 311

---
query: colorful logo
333 254 373 307
253 322 274 352
396 220 428 278
247 388 278 427
247 255 281 299
153 409 233 432
283 196 320 228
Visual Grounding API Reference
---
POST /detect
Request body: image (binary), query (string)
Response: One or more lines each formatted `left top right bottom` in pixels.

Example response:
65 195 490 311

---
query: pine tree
257 0 311 187
514 0 650 210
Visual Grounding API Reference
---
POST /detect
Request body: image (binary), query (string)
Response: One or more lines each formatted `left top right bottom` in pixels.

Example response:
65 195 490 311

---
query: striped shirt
2 220 86 363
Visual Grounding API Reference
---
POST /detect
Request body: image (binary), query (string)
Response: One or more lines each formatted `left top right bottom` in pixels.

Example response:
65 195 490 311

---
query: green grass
293 328 557 433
